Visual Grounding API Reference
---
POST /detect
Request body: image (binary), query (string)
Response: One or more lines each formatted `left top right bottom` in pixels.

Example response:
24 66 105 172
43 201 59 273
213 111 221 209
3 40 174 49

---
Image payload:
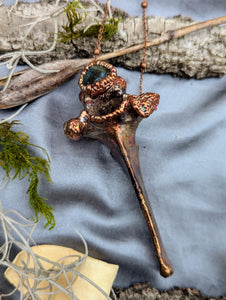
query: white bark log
0 1 225 78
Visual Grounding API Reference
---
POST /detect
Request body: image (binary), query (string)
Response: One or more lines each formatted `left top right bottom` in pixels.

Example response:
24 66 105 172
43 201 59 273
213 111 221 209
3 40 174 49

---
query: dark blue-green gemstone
83 65 110 85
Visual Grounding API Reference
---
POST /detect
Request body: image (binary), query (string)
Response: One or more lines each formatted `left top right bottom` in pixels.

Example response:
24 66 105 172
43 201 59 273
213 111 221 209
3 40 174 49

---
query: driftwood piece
0 1 226 78
113 283 226 300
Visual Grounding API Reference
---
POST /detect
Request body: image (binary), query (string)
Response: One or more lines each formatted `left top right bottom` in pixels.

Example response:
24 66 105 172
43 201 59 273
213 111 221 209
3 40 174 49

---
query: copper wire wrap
89 98 129 123
139 1 148 95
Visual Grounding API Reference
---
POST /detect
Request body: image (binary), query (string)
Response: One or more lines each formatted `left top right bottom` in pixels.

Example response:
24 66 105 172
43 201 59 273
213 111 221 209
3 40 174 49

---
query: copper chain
139 1 148 95
93 0 148 95
93 1 109 62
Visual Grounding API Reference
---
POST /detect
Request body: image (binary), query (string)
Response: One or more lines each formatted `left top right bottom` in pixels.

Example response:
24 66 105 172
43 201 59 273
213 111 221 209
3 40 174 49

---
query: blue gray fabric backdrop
0 0 226 298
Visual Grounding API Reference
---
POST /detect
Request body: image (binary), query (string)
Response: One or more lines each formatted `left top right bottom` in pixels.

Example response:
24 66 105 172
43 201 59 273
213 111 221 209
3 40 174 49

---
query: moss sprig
0 120 55 229
58 0 122 44
81 17 122 41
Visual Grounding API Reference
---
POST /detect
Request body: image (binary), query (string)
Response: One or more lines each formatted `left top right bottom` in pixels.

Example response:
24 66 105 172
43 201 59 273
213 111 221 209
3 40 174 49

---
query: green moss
82 17 122 41
58 0 122 43
58 0 87 42
0 121 55 229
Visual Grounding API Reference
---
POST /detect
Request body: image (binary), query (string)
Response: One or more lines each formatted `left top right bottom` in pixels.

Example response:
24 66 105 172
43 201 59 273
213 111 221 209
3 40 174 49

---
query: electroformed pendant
64 60 173 277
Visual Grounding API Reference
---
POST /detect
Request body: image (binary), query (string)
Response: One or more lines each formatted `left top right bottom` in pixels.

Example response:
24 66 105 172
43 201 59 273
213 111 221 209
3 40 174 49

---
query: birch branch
0 1 225 78
101 16 226 60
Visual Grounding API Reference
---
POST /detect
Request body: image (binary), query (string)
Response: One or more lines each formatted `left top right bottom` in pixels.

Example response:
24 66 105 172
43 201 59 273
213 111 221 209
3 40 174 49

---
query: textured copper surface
79 61 117 98
64 61 173 277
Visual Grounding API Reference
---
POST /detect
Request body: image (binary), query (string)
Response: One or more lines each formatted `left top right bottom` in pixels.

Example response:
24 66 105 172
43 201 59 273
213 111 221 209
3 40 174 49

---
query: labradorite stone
83 65 110 85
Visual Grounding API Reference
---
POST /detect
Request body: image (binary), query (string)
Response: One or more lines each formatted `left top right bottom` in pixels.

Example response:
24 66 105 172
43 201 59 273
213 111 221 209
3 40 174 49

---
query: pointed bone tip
160 265 174 278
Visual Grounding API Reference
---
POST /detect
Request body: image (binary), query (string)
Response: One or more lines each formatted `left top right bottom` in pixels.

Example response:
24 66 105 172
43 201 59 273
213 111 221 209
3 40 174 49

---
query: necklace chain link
93 0 148 95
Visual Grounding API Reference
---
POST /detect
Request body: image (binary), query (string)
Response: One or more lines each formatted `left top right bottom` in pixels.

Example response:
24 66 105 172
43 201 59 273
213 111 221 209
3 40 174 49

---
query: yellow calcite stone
4 244 119 300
